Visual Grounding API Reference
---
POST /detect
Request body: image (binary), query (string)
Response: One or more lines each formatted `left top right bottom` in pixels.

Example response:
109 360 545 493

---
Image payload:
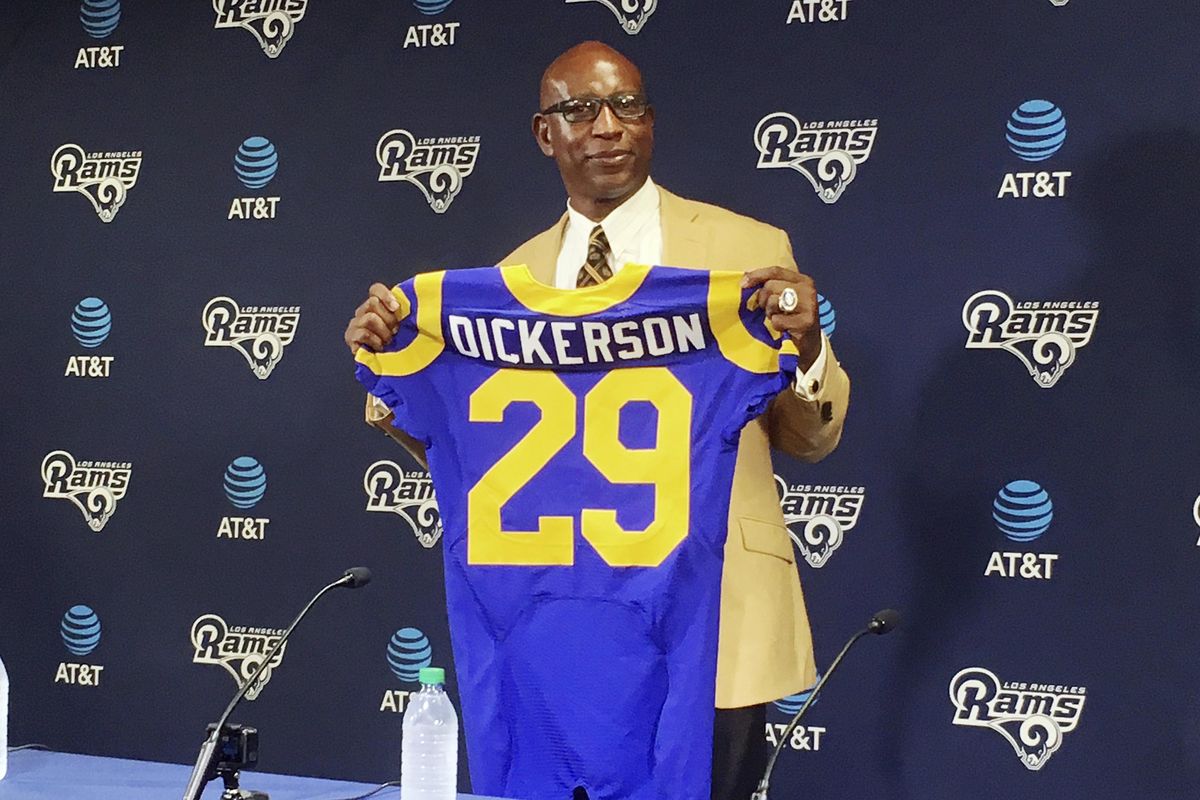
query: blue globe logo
61 605 101 656
224 457 267 509
234 137 278 190
774 675 821 715
71 297 112 348
1006 100 1067 162
387 627 432 682
993 480 1053 542
817 293 836 338
80 0 120 39
414 0 454 14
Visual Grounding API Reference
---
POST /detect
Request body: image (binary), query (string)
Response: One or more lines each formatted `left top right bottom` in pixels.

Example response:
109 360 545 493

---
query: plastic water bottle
400 666 458 800
0 653 8 781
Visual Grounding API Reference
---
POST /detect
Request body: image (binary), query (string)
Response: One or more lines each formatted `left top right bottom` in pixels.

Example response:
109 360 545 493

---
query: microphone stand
182 571 368 800
752 610 898 800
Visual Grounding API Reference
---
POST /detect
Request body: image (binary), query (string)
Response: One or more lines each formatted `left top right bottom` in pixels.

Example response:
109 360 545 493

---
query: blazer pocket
738 517 795 564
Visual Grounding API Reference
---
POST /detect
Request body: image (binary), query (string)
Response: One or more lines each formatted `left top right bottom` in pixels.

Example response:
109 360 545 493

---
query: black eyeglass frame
538 93 652 124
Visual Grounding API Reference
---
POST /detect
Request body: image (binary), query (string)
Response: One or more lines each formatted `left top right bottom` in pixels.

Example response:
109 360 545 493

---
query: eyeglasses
539 93 651 124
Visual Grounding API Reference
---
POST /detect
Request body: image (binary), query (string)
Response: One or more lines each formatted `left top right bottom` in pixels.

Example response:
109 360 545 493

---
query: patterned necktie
576 224 613 288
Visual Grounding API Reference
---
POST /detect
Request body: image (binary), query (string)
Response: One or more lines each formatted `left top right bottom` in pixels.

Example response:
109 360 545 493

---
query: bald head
539 41 644 109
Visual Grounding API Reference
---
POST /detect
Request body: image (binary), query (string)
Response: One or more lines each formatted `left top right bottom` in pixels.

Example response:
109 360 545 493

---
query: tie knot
577 224 614 288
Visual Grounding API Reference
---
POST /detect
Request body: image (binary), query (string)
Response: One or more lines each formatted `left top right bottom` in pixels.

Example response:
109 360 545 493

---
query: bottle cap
419 667 445 685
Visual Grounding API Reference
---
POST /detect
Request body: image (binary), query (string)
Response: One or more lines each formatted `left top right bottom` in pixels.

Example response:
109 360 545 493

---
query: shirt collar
565 177 660 256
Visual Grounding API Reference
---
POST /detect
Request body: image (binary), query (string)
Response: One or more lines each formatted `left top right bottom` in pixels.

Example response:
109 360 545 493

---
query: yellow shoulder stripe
355 271 445 376
708 271 786 374
390 284 412 320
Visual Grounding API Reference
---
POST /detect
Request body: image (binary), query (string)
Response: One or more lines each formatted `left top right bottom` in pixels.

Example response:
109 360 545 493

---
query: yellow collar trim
500 263 651 317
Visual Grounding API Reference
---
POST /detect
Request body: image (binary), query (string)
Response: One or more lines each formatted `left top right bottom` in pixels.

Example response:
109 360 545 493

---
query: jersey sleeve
354 272 447 444
705 271 799 445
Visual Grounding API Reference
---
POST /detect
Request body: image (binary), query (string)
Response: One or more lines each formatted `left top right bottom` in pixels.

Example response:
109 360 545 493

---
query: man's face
533 50 654 212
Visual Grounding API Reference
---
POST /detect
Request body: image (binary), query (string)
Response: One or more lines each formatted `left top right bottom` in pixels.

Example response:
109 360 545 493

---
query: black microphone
751 608 900 800
867 608 899 635
342 566 373 589
182 568 372 800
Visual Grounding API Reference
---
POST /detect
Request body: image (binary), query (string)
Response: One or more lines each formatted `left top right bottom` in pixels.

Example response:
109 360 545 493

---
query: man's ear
532 114 555 157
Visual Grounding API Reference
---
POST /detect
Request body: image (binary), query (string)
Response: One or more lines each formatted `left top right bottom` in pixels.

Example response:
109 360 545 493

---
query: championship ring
779 286 799 314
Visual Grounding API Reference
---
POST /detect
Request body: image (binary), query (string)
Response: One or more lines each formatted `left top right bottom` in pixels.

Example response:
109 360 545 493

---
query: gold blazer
366 185 850 707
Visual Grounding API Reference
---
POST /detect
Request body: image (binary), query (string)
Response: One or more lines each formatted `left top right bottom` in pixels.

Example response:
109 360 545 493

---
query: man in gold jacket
346 41 850 800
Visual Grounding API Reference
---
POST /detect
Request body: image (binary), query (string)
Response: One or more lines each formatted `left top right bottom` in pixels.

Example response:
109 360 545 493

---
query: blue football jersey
356 264 798 800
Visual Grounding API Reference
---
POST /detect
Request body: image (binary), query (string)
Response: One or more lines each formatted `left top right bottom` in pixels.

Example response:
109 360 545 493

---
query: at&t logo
364 461 443 548
218 457 270 541
998 100 1072 199
380 627 434 712
817 294 836 337
950 667 1086 770
191 613 287 699
56 605 106 687
776 476 864 568
564 0 656 34
202 297 300 379
228 136 281 220
65 297 114 378
766 679 826 751
787 0 851 24
985 480 1059 580
75 0 124 69
405 0 460 48
51 144 142 222
963 291 1099 387
376 130 480 213
41 450 131 532
213 0 307 58
754 113 878 204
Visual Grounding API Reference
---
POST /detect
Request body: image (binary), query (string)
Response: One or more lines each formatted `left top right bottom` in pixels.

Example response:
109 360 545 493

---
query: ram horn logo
364 461 443 548
202 297 300 379
949 667 1085 770
776 475 864 568
50 144 142 222
754 113 878 204
376 129 480 213
41 450 131 532
962 290 1098 388
191 613 287 700
212 0 307 58
564 0 657 34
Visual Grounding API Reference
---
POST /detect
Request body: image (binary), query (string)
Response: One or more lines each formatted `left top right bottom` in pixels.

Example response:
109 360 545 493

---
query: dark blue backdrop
2 1 1198 798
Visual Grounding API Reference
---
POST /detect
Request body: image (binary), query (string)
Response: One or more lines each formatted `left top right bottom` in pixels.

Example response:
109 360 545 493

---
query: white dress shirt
553 178 829 399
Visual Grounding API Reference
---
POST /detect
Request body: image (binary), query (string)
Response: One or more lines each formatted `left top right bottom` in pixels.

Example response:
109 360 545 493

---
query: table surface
0 749 508 800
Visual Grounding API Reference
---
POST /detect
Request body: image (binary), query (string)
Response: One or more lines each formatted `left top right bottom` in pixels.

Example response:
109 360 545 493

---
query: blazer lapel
515 187 708 279
527 212 568 285
659 187 709 269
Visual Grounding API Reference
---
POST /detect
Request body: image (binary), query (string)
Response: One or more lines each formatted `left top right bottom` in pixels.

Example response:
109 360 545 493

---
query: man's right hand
345 283 402 353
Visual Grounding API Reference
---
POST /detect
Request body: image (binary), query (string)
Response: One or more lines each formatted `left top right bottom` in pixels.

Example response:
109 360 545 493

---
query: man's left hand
742 266 823 370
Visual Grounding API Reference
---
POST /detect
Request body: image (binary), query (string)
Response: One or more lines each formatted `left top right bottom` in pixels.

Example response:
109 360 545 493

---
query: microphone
751 608 900 800
182 568 372 800
341 566 373 588
867 608 899 635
